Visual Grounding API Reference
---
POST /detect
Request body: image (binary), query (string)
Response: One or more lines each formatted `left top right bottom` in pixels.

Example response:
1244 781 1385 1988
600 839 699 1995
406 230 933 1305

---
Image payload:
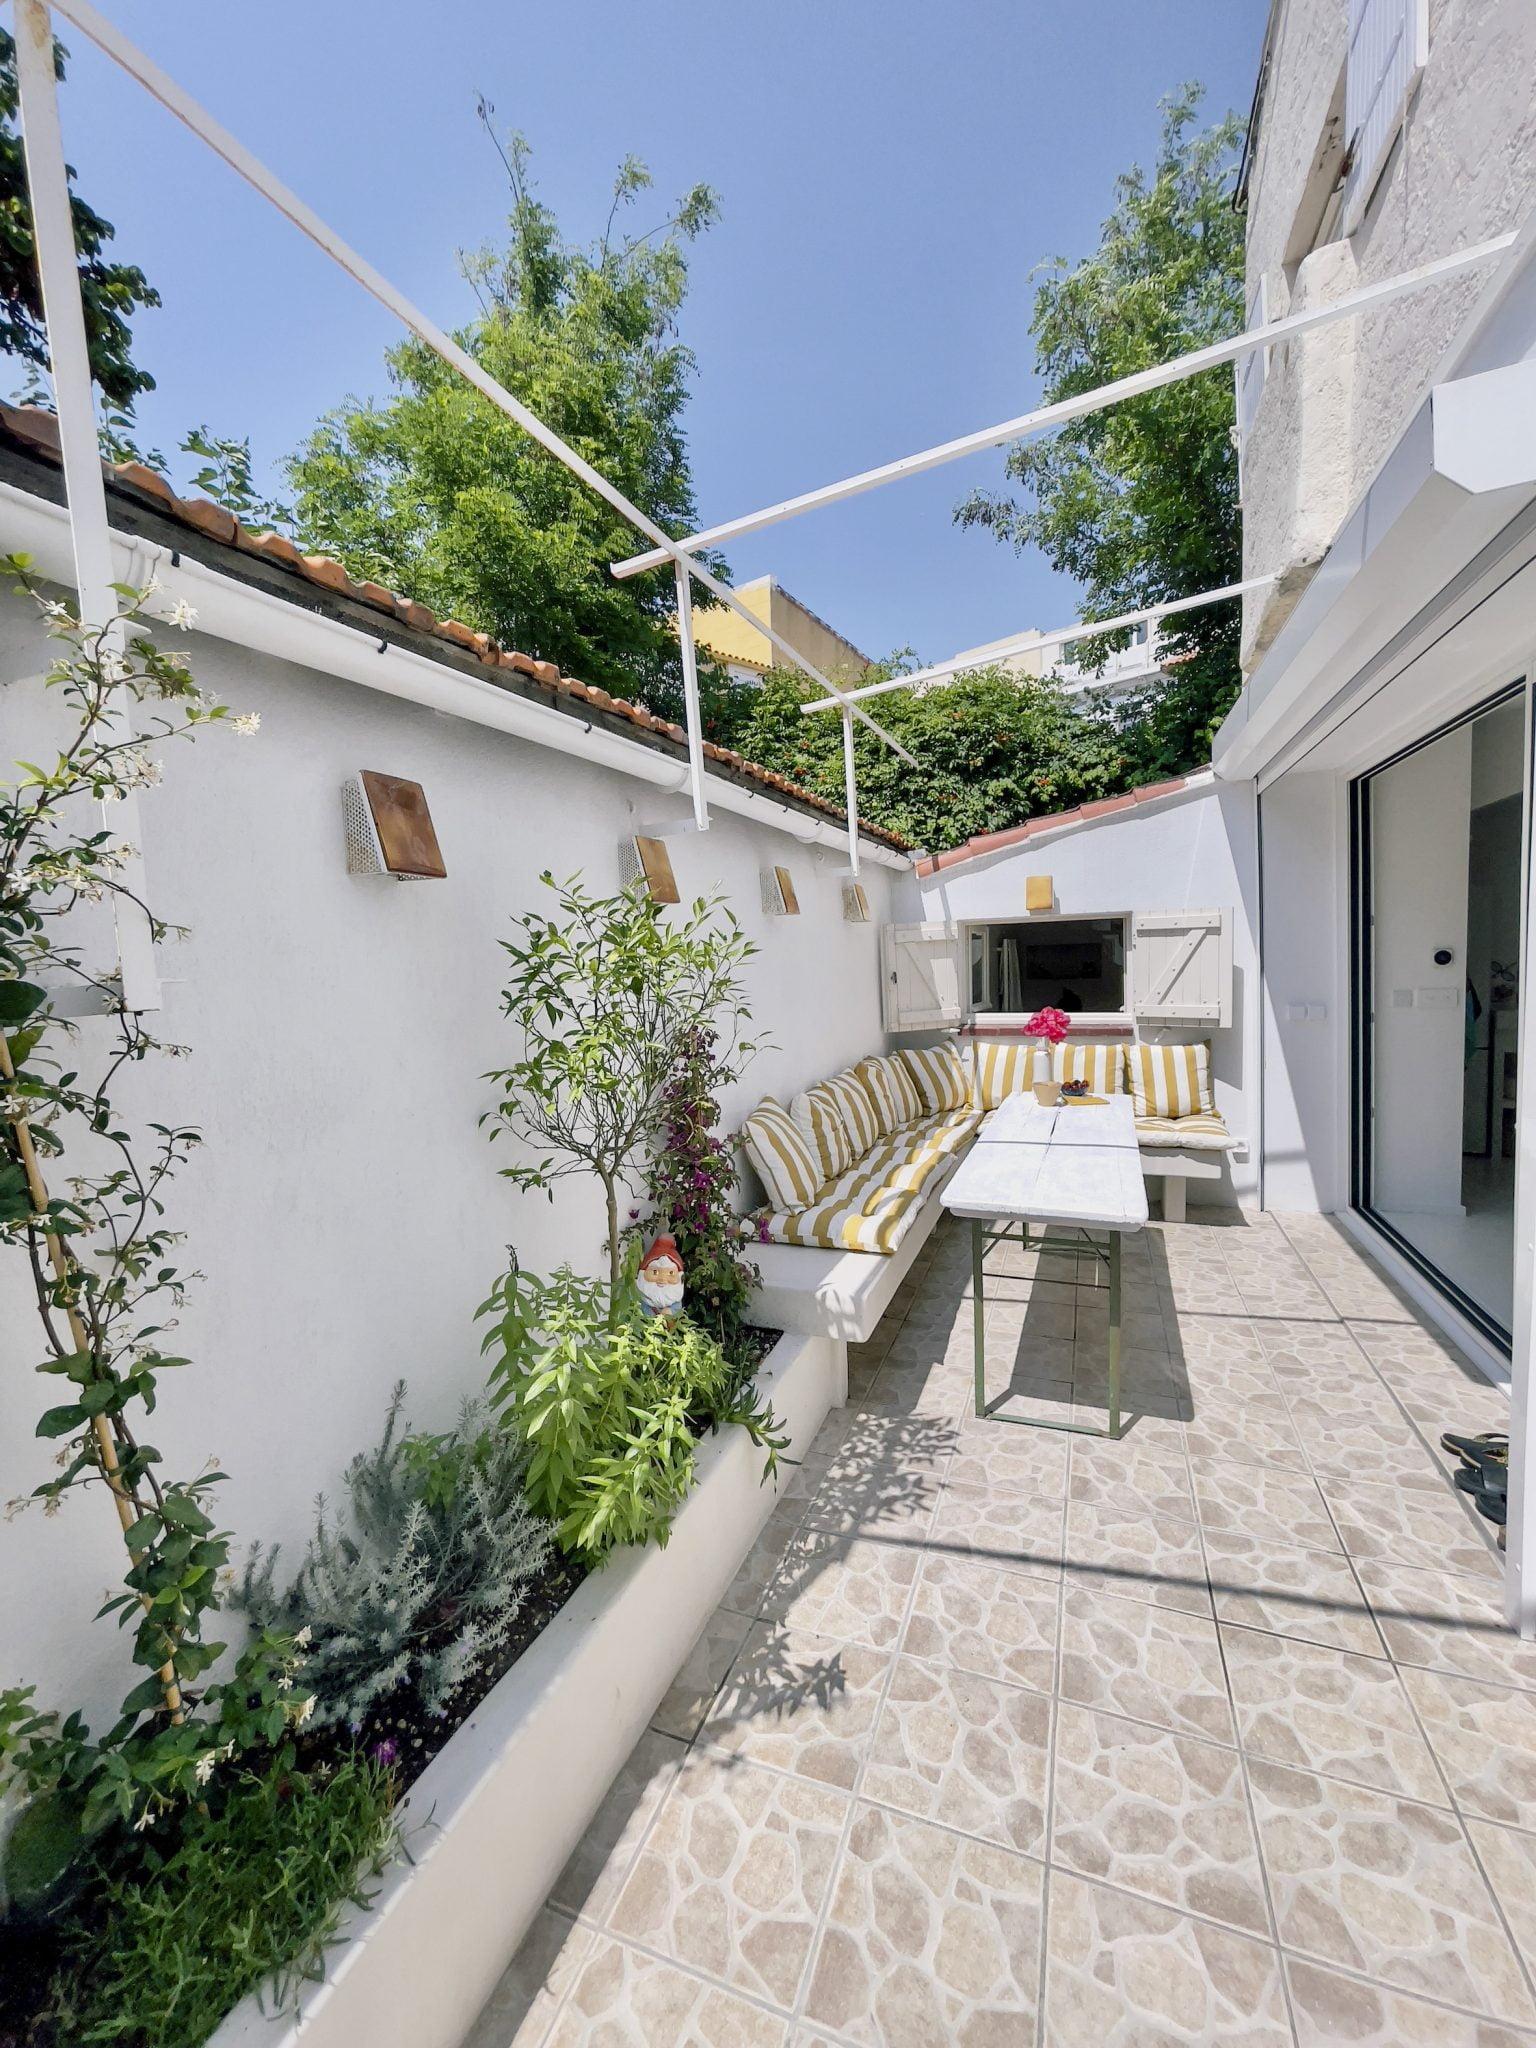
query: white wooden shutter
880 923 962 1034
1342 0 1428 235
1130 911 1232 1027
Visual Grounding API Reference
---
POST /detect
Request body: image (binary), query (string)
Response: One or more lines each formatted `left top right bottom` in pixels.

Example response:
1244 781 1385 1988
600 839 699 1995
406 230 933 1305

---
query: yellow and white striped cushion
966 1039 1038 1110
897 1041 967 1116
755 1108 983 1255
1135 1109 1231 1153
824 1066 882 1158
1055 1042 1125 1094
741 1097 824 1208
853 1054 924 1134
789 1081 854 1183
1127 1042 1213 1120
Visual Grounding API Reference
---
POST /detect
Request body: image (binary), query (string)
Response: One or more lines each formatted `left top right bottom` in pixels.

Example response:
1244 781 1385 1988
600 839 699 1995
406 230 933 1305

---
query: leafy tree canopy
710 661 1131 854
957 84 1246 782
0 27 159 409
286 118 727 713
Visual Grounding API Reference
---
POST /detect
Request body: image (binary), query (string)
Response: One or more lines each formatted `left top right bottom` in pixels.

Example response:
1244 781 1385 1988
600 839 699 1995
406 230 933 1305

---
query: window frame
963 911 1133 1030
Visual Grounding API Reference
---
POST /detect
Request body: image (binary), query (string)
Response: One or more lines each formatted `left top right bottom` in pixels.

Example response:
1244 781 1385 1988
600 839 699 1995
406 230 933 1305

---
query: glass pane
1364 691 1524 1336
969 917 1126 1016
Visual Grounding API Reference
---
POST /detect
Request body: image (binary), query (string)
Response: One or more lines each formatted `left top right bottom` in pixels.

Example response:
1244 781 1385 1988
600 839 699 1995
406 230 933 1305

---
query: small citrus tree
485 874 758 1300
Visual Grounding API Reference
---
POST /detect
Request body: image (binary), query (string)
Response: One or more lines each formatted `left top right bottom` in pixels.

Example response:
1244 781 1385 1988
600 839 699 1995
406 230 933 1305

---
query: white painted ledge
207 1328 840 2048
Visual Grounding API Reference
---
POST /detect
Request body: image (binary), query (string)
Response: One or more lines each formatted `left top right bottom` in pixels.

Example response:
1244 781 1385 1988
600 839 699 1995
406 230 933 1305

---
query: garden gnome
637 1233 685 1321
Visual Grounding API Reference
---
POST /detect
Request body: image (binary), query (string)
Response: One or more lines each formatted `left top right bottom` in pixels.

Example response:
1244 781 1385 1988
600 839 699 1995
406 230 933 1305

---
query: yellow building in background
690 576 873 687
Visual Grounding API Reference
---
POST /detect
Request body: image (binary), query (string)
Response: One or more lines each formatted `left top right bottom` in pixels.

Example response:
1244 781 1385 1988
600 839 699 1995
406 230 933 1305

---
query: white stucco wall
1239 0 1536 666
902 781 1262 1205
0 591 898 1728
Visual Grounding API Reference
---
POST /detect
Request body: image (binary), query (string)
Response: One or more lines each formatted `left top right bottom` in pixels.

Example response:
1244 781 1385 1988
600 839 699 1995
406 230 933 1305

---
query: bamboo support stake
0 1029 184 1721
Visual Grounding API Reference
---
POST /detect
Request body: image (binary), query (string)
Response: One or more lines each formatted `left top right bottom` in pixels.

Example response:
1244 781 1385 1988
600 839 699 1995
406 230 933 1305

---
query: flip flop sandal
1441 1430 1509 1466
1454 1444 1509 1492
1475 1485 1508 1527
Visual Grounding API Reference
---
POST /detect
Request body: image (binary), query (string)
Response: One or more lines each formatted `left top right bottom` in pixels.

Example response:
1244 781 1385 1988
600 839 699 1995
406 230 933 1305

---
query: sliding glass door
1352 684 1528 1349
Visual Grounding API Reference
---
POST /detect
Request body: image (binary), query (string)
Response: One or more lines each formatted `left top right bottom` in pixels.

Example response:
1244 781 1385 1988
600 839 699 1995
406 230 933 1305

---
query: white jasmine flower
230 712 261 736
167 598 197 631
194 1751 216 1786
293 1625 313 1648
277 1674 294 1693
133 1805 153 1832
293 1694 315 1727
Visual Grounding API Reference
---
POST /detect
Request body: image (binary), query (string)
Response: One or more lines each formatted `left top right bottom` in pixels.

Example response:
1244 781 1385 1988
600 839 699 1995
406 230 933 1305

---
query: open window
969 917 1127 1018
881 910 1232 1034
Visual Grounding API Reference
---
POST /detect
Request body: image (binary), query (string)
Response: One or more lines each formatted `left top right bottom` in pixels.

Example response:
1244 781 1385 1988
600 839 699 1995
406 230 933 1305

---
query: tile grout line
782 1281 938 2038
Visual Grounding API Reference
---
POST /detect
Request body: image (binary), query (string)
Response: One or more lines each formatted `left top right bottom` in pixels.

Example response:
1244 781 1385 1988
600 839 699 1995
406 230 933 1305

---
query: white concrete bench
749 1156 961 1345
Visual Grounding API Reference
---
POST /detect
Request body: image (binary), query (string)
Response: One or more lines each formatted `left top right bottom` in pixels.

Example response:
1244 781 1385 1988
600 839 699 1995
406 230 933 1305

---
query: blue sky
45 0 1266 666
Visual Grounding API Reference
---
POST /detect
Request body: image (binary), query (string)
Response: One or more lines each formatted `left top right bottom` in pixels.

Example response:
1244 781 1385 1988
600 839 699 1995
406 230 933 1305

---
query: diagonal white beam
46 0 917 785
798 575 1279 713
611 236 1518 581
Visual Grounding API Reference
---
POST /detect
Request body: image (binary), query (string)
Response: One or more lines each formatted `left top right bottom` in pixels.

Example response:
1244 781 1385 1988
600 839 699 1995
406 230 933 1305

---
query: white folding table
940 1094 1149 1440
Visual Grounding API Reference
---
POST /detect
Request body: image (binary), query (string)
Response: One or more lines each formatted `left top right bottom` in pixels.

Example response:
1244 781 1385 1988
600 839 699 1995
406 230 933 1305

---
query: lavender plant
238 1385 555 1729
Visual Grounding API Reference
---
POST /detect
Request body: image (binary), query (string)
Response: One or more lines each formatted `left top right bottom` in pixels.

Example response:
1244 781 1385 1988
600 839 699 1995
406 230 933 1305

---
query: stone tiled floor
466 1210 1536 2047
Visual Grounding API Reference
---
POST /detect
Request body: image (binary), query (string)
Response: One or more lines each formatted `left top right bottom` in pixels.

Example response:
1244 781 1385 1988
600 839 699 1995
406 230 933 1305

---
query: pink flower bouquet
1023 1005 1071 1106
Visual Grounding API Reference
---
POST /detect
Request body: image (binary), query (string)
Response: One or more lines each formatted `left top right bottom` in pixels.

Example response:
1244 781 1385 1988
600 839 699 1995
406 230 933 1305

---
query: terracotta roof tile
0 401 911 853
913 773 1194 876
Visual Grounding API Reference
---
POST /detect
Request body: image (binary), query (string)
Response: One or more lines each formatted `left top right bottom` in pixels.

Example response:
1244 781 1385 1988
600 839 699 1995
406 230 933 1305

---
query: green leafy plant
286 122 730 716
0 563 301 1912
709 659 1130 854
486 873 758 1297
237 1385 554 1729
957 84 1246 779
478 1260 784 1563
50 1747 398 2048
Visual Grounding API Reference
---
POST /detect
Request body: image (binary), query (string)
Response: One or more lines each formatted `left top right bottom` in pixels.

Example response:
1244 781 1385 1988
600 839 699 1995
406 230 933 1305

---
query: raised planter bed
208 1329 843 2048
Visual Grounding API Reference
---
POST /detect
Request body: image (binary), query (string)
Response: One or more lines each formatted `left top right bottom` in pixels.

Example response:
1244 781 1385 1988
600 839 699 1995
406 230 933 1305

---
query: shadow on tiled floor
466 1210 1532 2047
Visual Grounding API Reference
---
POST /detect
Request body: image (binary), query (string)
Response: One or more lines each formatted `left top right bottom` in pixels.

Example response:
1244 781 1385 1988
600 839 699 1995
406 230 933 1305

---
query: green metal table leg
1107 1229 1122 1442
972 1215 986 1420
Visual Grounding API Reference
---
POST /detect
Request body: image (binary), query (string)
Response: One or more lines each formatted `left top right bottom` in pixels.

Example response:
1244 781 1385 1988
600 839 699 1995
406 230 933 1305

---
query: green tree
711 662 1130 854
958 85 1246 781
286 121 727 716
0 27 160 409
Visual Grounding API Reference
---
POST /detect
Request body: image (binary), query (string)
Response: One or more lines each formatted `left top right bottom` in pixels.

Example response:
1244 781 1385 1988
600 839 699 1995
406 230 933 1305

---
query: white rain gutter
0 482 910 871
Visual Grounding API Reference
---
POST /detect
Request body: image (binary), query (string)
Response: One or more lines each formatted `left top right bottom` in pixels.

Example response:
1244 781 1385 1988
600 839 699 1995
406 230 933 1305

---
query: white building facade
1221 0 1536 1623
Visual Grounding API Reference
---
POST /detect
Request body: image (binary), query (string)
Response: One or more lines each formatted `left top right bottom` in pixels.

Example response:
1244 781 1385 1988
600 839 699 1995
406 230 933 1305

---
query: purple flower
370 1736 400 1769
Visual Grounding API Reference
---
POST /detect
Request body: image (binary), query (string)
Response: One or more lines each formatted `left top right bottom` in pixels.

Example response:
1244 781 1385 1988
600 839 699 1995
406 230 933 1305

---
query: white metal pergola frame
18 0 1519 907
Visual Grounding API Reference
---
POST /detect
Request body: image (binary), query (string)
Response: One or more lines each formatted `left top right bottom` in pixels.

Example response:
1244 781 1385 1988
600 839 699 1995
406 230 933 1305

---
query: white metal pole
13 0 160 1012
44 1 917 782
673 560 709 832
841 710 860 878
799 574 1279 714
611 235 1517 580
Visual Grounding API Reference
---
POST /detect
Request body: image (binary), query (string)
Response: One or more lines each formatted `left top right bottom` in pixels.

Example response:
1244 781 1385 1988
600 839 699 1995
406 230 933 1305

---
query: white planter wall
0 581 894 1729
207 1330 841 2048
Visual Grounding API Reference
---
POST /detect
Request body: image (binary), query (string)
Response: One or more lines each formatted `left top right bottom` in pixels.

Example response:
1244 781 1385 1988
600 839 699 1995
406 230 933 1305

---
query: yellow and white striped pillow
897 1041 967 1116
853 1054 924 1134
968 1039 1038 1110
1128 1041 1213 1119
823 1067 883 1158
789 1081 854 1183
1055 1042 1126 1094
741 1097 824 1209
